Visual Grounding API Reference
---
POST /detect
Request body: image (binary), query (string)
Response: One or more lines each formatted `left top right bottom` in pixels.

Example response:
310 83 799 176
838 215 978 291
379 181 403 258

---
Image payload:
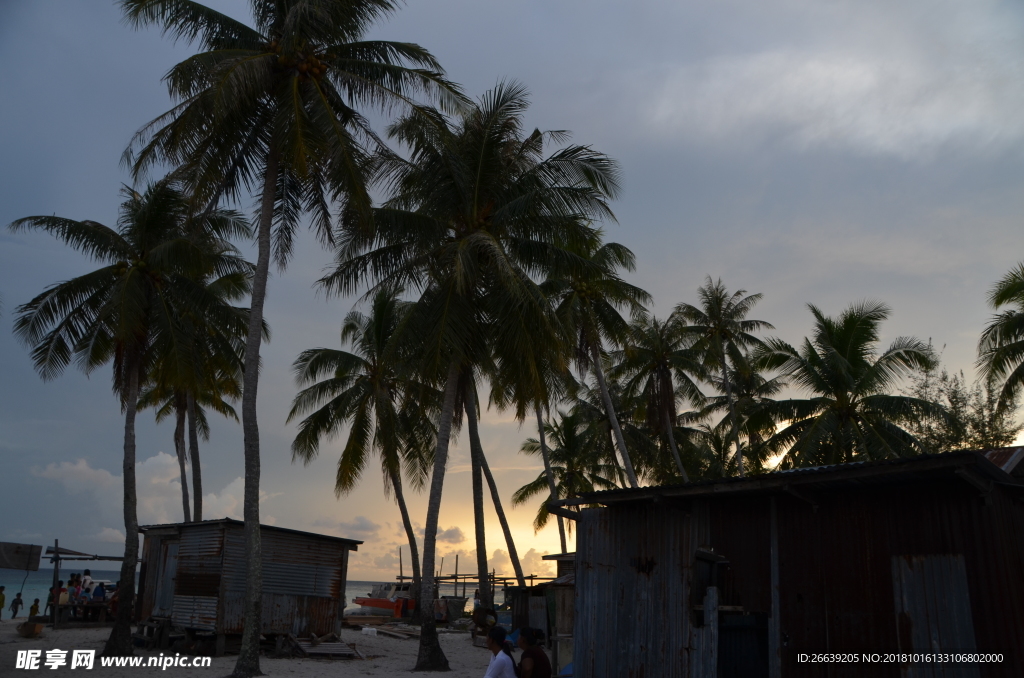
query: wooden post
454 555 458 599
399 546 403 581
50 539 60 628
768 497 781 678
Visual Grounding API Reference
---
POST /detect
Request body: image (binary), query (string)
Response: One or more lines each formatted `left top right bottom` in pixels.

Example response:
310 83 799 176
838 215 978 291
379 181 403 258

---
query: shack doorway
717 612 768 678
152 542 179 617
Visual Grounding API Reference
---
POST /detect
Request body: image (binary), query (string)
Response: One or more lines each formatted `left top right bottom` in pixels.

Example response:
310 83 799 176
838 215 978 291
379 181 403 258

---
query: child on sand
30 599 40 618
10 592 24 619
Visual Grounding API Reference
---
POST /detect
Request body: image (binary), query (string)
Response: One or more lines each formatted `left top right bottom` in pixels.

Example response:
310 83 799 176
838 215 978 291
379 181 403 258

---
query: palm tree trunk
186 394 202 522
590 343 640 488
415 361 459 671
536 405 567 553
102 358 140 657
663 408 689 482
173 397 191 522
479 451 526 588
388 467 422 622
717 337 743 478
465 392 526 588
232 147 278 678
469 397 490 610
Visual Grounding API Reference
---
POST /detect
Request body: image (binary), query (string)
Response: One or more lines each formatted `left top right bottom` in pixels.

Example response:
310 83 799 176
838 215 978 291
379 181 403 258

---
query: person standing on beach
483 626 517 678
30 599 40 618
10 592 24 619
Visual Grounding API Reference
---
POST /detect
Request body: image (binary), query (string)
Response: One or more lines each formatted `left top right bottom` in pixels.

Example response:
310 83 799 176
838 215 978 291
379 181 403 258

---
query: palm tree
978 262 1024 408
612 314 706 482
139 233 253 523
9 180 251 656
700 357 785 473
120 2 461 671
320 82 620 668
676 278 772 477
758 301 945 467
139 360 243 522
514 410 619 532
463 377 526 590
288 290 435 617
544 239 651 488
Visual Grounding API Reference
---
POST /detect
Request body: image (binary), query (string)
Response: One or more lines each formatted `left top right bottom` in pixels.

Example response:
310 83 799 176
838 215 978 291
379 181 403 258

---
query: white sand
0 622 500 677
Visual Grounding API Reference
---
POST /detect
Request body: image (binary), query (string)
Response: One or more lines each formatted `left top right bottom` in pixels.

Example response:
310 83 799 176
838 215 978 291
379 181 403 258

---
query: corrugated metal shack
564 450 1024 678
136 519 361 647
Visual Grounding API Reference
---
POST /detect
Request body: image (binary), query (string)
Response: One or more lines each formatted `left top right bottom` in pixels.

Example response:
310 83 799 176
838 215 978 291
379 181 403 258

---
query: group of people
46 569 119 621
0 587 39 620
484 626 553 678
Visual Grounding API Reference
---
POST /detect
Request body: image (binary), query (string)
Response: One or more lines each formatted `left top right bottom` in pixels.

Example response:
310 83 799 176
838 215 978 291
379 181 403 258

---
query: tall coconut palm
514 409 619 533
120 2 461 671
490 350 572 552
758 301 945 467
139 245 253 522
544 238 650 488
9 180 251 656
139 360 243 522
978 263 1024 408
288 290 435 617
675 278 772 477
320 82 620 668
612 314 706 482
463 376 526 589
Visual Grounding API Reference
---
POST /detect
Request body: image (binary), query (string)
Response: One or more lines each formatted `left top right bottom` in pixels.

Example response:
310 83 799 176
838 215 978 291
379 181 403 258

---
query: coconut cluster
268 39 328 81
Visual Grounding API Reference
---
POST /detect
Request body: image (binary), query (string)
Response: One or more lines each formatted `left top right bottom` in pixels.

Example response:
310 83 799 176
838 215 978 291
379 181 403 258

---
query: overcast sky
1 0 1022 580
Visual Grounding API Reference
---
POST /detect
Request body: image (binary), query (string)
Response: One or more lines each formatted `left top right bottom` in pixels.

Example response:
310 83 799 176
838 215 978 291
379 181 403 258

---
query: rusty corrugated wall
572 453 1024 678
219 525 349 635
575 502 695 678
171 523 224 631
139 519 358 637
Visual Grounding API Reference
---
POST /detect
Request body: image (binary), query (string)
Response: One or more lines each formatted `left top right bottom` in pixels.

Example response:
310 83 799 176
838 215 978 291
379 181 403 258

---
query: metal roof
983 446 1024 474
561 450 1022 506
138 518 363 548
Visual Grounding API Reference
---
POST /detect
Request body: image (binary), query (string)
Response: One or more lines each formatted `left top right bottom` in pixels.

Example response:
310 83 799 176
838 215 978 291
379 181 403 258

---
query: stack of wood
274 633 360 659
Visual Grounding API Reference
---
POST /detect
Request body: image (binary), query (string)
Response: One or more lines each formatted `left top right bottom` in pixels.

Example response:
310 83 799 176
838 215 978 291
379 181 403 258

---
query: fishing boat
352 582 415 618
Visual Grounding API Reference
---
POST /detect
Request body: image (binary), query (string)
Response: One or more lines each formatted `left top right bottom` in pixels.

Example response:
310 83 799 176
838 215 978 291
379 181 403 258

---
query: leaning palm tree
490 346 573 552
544 238 651 488
758 301 946 467
612 314 706 482
9 180 251 656
287 290 435 620
320 82 620 669
676 278 772 477
514 409 619 534
120 2 462 671
978 263 1024 409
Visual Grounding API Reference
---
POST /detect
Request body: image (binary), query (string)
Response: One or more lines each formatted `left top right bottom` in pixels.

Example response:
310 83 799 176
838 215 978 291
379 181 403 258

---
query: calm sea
0 571 473 617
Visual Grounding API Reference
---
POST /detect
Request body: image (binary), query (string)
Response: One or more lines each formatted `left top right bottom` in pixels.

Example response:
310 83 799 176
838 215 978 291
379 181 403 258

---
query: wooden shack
562 450 1024 678
136 519 361 646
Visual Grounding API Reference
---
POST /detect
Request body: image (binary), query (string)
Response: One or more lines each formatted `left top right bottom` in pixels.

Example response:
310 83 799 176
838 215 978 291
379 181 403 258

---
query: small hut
137 519 361 650
562 449 1024 678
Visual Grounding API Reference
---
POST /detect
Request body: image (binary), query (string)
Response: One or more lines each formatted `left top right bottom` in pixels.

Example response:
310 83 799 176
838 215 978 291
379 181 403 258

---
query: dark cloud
2 0 1023 561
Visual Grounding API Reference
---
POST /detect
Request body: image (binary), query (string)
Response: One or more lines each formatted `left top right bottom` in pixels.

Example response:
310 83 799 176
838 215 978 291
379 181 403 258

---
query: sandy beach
0 621 501 677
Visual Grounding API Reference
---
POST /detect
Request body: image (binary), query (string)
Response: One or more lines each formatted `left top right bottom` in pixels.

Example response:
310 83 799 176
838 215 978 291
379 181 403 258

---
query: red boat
353 583 415 618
